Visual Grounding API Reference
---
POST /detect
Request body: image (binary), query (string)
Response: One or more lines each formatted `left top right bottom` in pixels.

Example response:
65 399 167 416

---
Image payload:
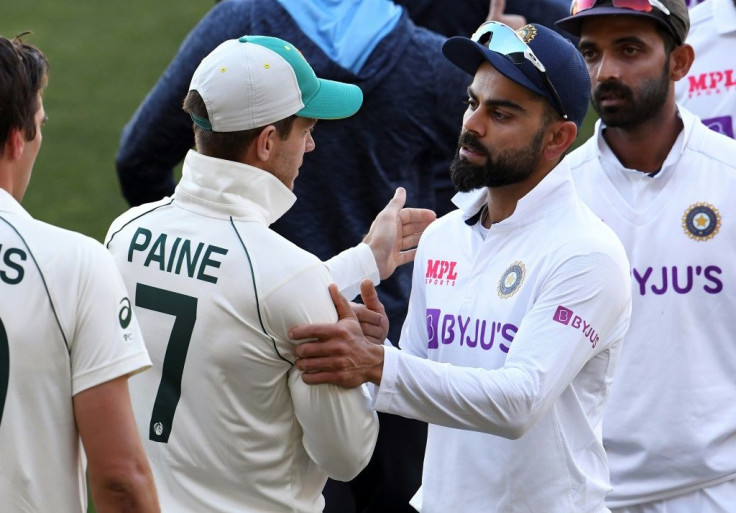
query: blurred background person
675 0 736 139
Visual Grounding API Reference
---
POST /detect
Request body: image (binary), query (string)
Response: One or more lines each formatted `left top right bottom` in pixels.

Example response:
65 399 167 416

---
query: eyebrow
579 35 649 49
467 86 526 113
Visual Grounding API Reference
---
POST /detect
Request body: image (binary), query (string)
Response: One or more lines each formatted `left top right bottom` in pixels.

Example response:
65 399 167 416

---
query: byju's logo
426 259 458 286
553 306 599 348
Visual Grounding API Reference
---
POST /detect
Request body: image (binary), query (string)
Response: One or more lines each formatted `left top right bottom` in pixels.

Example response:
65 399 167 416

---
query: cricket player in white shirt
291 23 632 513
557 0 736 510
105 36 434 512
0 36 159 512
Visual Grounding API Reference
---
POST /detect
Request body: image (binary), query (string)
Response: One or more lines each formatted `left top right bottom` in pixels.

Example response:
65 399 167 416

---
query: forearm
89 463 159 513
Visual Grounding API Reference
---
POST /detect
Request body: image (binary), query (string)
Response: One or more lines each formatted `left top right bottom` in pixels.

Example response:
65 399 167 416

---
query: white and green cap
189 35 363 132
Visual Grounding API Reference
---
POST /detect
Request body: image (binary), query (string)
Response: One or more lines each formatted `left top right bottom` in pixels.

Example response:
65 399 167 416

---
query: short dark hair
0 35 49 154
182 90 296 161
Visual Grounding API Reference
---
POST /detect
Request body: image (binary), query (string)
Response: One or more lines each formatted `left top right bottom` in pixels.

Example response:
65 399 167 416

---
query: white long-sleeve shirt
105 150 379 513
375 161 632 512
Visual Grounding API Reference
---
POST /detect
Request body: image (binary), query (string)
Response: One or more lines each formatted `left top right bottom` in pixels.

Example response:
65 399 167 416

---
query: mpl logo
553 306 600 348
425 259 458 286
686 69 736 97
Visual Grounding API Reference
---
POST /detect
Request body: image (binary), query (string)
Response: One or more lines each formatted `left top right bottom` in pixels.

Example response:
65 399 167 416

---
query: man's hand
352 280 389 345
291 284 385 387
487 0 527 29
363 187 436 280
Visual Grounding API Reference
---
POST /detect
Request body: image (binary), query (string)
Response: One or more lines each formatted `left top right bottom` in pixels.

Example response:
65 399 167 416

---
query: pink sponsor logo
686 69 736 96
553 306 600 348
425 259 458 286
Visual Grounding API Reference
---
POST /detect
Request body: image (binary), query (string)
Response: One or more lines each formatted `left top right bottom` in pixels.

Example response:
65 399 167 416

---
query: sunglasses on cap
470 21 568 120
570 0 671 16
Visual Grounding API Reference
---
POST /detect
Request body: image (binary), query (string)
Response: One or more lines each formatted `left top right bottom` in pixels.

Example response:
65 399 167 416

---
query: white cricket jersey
0 189 150 513
569 107 736 507
374 161 632 513
105 150 379 513
675 0 736 139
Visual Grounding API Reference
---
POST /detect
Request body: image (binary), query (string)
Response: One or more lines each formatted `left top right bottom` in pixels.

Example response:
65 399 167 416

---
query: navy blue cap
442 23 591 129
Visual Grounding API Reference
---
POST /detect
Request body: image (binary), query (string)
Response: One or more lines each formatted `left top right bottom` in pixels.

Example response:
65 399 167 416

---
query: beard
449 125 546 192
591 64 670 129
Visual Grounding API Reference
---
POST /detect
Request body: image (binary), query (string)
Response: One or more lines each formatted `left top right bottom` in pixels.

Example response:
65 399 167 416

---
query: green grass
1 0 211 242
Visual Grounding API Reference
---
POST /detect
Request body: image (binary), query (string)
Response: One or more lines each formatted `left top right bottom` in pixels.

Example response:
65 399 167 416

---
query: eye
492 110 510 121
621 45 640 56
580 48 598 61
463 97 479 111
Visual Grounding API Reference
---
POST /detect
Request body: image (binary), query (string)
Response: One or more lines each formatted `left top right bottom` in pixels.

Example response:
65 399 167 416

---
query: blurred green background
2 0 212 242
2 2 596 511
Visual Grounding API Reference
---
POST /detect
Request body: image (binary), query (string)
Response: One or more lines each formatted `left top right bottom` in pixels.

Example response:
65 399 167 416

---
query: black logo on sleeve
119 297 132 329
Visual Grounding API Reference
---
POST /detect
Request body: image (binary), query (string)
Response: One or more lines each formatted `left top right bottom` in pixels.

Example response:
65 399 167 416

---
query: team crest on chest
682 203 721 241
498 261 526 299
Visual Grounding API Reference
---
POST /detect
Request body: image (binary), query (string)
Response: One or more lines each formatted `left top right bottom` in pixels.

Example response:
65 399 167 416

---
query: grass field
2 0 212 242
2 3 596 511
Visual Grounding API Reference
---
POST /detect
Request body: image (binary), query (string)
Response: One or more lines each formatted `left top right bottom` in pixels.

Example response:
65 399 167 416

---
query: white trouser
611 478 736 513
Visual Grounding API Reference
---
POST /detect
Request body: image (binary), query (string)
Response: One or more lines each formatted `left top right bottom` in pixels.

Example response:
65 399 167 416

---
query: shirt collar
0 188 32 219
173 150 296 225
594 105 694 177
451 158 576 228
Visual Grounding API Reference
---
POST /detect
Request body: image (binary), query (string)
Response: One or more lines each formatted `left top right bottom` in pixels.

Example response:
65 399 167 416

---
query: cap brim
556 7 670 39
297 79 363 120
442 37 549 102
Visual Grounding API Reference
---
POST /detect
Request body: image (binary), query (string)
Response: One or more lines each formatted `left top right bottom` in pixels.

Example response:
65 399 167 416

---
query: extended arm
293 252 631 438
74 377 159 513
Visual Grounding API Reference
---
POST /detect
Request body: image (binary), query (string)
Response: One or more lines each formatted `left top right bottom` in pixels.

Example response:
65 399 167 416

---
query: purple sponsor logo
632 265 723 296
553 306 599 348
426 308 517 352
702 116 734 139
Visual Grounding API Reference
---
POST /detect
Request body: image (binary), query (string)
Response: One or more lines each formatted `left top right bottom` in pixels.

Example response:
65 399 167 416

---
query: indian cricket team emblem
682 203 721 241
498 261 526 299
516 25 538 44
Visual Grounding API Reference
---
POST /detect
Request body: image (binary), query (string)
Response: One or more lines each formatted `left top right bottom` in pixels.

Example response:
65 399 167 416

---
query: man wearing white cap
105 35 434 513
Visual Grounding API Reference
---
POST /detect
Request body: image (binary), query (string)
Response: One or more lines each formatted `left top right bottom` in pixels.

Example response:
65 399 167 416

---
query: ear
253 125 278 163
4 129 25 161
542 120 578 161
669 44 695 82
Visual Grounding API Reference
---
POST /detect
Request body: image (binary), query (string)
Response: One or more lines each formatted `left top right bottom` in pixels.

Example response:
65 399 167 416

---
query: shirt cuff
325 242 380 301
372 345 401 411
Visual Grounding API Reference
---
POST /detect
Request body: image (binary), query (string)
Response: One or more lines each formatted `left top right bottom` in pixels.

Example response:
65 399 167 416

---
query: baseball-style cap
189 35 363 132
556 0 689 45
442 23 591 129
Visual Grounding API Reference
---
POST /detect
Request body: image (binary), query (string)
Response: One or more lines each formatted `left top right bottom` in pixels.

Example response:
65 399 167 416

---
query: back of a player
0 199 149 512
106 197 377 512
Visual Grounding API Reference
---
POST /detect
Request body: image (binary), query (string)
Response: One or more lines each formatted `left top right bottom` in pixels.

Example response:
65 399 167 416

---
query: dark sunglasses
570 0 671 16
471 22 568 120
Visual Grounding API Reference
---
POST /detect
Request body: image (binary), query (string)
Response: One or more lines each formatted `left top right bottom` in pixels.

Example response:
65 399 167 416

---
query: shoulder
686 118 736 173
105 197 175 246
688 0 715 27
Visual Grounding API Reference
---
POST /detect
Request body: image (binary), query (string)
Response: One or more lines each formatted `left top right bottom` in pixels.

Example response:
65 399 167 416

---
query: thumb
329 283 357 321
488 0 506 19
360 280 382 313
385 187 407 214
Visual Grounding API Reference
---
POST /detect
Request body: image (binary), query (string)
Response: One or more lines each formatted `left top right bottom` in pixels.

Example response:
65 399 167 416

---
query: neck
601 100 682 174
483 163 555 227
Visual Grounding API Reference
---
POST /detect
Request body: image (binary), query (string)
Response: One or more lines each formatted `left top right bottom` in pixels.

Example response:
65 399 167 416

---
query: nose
462 107 486 138
305 131 315 153
595 52 621 84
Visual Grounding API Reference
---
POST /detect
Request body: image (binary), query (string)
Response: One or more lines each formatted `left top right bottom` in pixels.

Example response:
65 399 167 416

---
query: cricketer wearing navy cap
289 20 632 513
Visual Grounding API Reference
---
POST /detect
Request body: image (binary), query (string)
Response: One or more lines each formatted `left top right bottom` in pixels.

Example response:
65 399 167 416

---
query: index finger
488 0 506 19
